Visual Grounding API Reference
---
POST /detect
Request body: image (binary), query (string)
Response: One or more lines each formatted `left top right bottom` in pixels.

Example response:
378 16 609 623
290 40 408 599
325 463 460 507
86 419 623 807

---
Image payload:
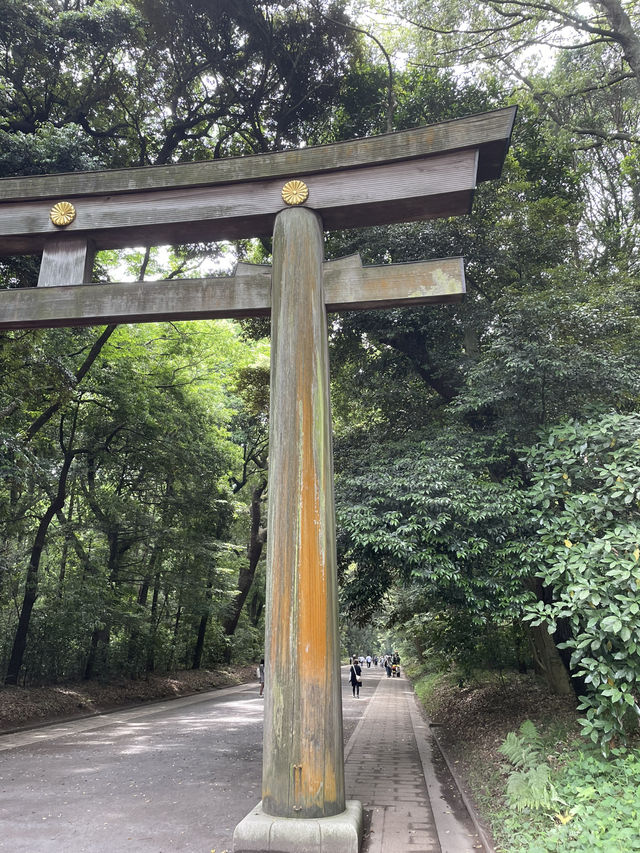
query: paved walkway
344 666 484 853
1 670 487 852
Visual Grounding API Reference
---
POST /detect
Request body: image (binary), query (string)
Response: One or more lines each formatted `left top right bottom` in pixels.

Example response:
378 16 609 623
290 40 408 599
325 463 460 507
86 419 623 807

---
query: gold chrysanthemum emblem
50 201 76 226
281 180 309 206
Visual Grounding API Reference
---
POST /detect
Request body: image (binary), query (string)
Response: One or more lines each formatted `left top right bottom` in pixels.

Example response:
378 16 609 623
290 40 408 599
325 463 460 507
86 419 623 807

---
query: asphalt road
1 667 370 853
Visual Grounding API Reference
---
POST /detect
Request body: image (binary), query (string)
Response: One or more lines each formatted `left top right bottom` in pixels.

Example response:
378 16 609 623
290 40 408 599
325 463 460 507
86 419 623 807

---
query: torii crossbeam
0 106 516 853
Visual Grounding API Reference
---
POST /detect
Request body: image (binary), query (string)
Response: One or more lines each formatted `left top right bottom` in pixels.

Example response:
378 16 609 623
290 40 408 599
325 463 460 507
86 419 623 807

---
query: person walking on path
257 659 264 697
349 656 362 698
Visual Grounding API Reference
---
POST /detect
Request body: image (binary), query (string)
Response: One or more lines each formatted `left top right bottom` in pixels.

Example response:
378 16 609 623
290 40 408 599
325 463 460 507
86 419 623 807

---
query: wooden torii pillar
0 106 516 853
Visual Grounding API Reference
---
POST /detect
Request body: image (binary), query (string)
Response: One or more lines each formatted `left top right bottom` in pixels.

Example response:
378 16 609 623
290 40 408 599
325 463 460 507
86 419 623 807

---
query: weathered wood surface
38 236 94 287
324 255 465 310
262 207 345 819
0 107 516 203
0 258 464 329
0 151 478 255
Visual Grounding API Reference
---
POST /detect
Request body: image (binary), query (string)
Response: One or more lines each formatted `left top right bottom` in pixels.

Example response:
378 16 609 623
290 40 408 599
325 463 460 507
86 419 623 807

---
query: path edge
407 686 495 853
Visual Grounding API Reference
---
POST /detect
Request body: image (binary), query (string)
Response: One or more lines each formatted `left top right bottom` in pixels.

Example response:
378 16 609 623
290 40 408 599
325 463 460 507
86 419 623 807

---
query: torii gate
0 106 515 853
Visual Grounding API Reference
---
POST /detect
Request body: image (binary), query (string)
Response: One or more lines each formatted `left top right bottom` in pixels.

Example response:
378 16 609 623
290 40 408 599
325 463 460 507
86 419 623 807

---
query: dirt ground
0 665 256 732
422 670 581 803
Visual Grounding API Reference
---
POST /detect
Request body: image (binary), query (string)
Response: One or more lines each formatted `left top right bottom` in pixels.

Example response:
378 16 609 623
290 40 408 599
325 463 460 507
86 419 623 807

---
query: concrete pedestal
233 800 363 853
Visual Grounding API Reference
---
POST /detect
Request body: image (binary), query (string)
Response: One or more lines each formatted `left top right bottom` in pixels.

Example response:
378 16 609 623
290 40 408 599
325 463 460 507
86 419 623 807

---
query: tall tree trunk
170 597 182 670
124 575 150 678
527 624 574 696
192 568 215 670
554 615 588 696
247 582 265 627
4 418 77 685
126 542 161 676
146 570 162 673
57 479 77 596
83 528 129 680
526 578 575 696
599 0 640 96
222 480 267 657
83 627 108 683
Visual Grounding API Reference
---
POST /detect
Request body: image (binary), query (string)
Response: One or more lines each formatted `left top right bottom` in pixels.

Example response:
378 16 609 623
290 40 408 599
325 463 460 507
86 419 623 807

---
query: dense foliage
1 0 639 764
325 3 640 752
0 320 262 683
524 413 640 750
0 0 360 684
497 720 640 851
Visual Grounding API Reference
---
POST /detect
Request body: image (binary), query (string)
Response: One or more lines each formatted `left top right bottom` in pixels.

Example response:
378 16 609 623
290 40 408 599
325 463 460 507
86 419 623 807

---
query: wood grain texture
261 207 345 820
0 106 516 202
0 151 478 255
37 236 94 287
0 259 464 329
0 275 270 328
324 256 465 309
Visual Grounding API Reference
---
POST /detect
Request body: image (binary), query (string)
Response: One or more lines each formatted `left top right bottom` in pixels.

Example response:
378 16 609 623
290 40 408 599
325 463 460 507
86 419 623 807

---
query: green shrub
523 413 640 753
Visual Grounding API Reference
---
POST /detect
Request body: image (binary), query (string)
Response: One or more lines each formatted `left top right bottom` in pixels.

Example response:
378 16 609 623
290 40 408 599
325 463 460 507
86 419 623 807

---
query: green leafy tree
1 319 259 684
330 63 639 696
386 0 640 273
336 428 530 665
524 412 640 750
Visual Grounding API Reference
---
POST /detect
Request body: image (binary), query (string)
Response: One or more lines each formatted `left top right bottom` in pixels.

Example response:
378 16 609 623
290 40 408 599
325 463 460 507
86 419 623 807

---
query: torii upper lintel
0 107 516 257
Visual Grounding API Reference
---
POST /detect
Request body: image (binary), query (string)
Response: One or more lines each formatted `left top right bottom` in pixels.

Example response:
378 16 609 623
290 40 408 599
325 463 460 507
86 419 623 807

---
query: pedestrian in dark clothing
349 657 362 697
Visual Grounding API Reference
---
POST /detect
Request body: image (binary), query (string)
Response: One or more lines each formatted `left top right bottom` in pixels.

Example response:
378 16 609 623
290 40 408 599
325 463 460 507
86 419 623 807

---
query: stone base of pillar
233 800 363 853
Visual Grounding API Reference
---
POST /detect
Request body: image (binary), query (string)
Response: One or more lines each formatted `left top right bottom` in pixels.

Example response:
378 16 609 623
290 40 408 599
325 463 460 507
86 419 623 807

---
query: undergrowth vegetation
497 738 640 852
411 665 640 852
